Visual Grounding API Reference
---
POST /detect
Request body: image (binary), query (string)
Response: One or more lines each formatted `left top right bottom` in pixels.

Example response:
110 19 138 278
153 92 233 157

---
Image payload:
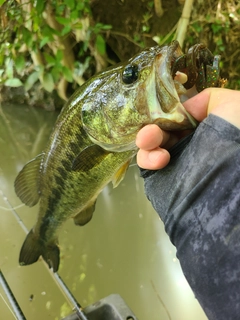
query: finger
183 89 211 121
136 124 170 150
137 147 170 170
183 88 240 126
209 89 240 129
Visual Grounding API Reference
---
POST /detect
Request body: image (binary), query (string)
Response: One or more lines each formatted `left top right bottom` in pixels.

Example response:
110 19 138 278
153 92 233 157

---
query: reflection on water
0 103 207 319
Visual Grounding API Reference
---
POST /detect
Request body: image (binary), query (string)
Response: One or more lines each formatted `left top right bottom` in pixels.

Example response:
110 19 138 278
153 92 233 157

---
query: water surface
0 103 207 319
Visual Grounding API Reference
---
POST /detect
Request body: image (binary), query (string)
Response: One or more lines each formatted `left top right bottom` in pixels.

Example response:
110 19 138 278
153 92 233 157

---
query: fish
14 40 219 272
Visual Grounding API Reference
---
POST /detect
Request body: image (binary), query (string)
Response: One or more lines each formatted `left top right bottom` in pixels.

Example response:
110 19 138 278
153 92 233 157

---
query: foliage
0 0 112 100
0 0 239 104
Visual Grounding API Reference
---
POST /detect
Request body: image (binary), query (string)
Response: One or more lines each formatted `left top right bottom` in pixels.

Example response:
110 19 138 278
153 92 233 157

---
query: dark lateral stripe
38 124 89 241
69 141 79 154
67 152 75 163
57 166 67 180
62 159 71 170
55 175 64 187
40 195 56 240
52 188 61 199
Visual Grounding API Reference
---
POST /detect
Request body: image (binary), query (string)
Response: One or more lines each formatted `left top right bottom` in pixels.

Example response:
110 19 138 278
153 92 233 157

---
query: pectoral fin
14 154 43 206
112 160 131 188
73 200 96 226
72 145 110 172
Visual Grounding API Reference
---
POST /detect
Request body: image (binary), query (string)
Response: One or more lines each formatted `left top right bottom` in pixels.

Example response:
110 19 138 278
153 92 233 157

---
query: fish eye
122 64 139 84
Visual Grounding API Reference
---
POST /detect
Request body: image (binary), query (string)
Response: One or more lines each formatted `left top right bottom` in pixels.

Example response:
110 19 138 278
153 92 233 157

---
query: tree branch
175 0 194 46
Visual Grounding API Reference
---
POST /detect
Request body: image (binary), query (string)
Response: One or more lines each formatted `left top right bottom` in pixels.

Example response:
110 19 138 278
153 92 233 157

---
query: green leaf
147 1 154 8
211 23 222 34
70 10 79 20
51 67 61 82
55 16 71 25
5 78 23 87
22 27 33 47
192 23 202 33
5 58 13 78
62 66 73 82
36 0 45 14
25 71 39 91
0 54 4 66
0 0 6 5
56 50 63 62
76 2 84 11
42 73 55 92
42 25 55 39
15 55 25 74
100 24 112 30
61 25 71 36
57 4 65 15
40 37 50 48
43 53 56 66
95 34 106 55
64 0 75 10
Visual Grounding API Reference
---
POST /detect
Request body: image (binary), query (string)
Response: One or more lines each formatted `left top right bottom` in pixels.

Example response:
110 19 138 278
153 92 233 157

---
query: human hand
136 88 240 169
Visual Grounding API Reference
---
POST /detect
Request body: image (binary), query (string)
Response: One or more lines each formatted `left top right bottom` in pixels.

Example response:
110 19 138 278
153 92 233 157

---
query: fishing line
0 270 26 320
0 190 88 320
150 279 172 320
0 190 28 234
0 204 25 211
129 163 137 168
0 293 17 320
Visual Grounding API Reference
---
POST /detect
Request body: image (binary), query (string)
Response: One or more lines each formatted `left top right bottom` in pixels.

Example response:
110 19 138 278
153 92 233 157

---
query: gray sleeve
140 114 240 320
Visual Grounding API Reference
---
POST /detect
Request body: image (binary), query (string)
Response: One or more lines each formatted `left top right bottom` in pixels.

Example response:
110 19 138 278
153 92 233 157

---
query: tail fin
19 229 60 272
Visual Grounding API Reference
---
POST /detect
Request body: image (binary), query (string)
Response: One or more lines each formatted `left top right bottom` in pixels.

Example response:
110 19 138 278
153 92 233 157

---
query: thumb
183 88 240 126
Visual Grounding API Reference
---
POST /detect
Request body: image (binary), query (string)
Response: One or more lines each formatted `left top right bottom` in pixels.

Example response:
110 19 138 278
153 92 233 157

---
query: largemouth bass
15 41 221 272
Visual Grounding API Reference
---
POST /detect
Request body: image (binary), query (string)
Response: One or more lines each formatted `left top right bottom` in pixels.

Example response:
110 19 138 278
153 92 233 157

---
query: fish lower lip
154 42 198 128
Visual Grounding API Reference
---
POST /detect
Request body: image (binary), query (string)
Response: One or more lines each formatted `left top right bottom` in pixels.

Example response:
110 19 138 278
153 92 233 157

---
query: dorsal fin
14 154 43 207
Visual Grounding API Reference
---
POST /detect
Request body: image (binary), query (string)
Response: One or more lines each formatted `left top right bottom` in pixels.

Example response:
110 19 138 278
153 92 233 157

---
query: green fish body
15 41 215 272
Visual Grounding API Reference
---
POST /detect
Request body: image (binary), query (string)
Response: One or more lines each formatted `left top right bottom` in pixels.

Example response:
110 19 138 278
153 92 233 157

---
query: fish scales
38 105 133 241
15 41 222 271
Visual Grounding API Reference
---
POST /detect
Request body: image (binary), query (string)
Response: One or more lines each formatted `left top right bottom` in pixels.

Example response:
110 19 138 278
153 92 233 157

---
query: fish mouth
170 44 198 103
149 41 198 130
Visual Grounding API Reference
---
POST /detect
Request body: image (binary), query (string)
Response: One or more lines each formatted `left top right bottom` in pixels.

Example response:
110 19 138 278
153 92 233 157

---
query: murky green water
0 103 207 320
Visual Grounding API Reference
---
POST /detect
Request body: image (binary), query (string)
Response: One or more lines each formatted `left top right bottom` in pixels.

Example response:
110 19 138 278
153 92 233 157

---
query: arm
136 88 240 320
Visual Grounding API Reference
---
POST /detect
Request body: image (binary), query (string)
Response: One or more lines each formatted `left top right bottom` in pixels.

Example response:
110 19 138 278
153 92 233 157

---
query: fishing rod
0 190 138 320
53 273 88 320
0 190 88 320
0 269 26 320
